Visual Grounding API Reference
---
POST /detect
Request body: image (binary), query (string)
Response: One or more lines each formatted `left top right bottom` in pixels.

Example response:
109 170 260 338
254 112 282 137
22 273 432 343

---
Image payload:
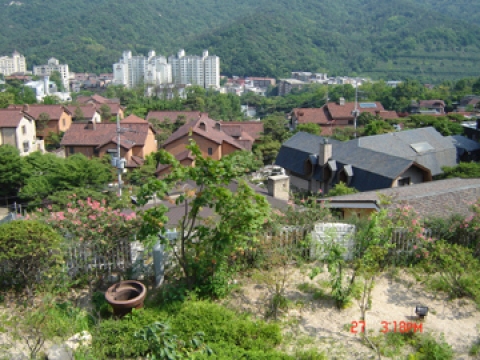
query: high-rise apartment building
33 57 70 91
114 50 172 89
113 49 219 90
168 49 219 89
0 51 27 76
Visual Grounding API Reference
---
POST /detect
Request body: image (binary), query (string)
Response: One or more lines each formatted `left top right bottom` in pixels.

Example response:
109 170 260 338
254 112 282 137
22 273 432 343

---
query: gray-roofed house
275 132 433 194
447 135 480 162
352 127 457 177
325 178 480 220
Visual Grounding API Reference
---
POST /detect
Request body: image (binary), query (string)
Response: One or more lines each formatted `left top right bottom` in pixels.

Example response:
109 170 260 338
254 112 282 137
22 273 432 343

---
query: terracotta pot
105 280 147 317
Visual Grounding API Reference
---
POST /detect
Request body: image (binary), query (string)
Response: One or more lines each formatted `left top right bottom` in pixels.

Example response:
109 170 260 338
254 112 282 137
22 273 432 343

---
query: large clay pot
105 280 147 317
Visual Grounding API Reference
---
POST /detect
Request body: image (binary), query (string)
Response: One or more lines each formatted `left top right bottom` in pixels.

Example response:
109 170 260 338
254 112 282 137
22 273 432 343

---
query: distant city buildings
113 49 220 90
0 51 27 76
33 57 70 91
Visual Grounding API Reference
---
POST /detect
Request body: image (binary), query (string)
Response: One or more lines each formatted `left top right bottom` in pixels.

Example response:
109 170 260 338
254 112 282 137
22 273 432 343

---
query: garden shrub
92 301 285 359
0 220 64 294
170 300 282 351
421 240 480 303
408 334 454 360
92 308 169 358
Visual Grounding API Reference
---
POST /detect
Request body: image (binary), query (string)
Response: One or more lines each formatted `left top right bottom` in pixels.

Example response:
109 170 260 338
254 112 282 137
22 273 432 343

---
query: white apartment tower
33 57 70 91
113 50 172 89
113 49 219 90
0 51 27 76
203 50 220 89
168 49 219 89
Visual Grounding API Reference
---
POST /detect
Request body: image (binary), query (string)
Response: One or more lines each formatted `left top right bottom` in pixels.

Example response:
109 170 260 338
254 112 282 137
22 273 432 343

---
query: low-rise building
157 114 253 176
8 104 72 141
60 115 157 168
0 108 44 155
290 99 398 135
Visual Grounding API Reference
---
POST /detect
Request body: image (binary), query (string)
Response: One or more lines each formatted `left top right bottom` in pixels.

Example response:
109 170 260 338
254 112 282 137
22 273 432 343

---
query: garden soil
226 265 480 359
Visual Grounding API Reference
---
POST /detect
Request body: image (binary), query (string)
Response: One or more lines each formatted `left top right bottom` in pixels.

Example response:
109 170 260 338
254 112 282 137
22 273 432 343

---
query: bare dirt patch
224 264 480 359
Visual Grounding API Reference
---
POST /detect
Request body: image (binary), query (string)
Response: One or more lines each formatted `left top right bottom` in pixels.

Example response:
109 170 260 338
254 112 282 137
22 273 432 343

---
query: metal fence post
153 241 165 288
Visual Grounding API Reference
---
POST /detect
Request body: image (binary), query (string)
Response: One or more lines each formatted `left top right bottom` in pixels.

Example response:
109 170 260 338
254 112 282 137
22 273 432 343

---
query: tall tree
138 141 270 296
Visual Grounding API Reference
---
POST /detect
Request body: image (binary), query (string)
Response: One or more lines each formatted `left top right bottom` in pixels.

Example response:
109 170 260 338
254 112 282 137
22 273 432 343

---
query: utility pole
111 114 138 197
352 79 360 138
116 113 123 196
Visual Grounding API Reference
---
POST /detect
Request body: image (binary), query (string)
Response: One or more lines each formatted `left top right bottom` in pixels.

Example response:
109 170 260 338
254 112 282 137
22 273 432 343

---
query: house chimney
338 97 345 106
86 119 96 130
267 175 290 201
319 138 332 166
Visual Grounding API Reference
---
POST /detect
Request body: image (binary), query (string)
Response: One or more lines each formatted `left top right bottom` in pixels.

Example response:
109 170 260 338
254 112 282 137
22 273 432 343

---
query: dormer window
199 122 206 131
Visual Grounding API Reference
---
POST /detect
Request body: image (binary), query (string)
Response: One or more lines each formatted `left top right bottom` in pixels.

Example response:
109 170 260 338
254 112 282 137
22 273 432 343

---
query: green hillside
0 0 479 81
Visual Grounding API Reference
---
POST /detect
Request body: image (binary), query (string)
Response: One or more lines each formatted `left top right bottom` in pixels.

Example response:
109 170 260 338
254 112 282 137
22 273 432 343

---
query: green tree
49 70 64 91
138 141 270 296
363 120 395 136
0 92 15 108
37 112 51 132
127 154 158 186
295 123 320 136
99 104 112 122
0 145 30 198
326 182 358 197
439 162 480 179
20 152 113 203
74 106 85 121
42 95 61 105
0 220 64 298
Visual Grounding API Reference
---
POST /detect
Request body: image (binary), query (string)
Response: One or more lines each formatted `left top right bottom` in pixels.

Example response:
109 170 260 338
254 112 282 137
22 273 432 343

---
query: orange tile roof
0 109 27 127
65 104 98 119
61 122 151 148
163 114 245 150
219 121 264 140
146 111 201 123
9 104 70 120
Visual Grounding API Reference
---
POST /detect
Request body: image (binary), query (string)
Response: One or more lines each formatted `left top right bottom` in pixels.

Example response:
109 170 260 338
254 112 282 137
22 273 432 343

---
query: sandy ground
225 264 480 359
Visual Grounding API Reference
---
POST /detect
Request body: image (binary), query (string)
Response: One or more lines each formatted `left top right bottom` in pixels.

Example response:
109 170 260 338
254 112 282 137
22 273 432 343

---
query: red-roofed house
60 114 157 168
0 109 45 155
65 104 101 123
8 104 73 140
75 94 124 119
410 100 445 115
290 99 397 135
146 111 201 124
157 114 250 176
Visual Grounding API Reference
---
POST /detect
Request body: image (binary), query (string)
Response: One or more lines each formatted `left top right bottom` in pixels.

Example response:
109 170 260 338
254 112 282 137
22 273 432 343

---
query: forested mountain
1 0 479 81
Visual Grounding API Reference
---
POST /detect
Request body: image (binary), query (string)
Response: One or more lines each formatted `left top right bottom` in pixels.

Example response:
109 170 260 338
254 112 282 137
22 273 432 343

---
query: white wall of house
16 116 44 155
91 112 102 123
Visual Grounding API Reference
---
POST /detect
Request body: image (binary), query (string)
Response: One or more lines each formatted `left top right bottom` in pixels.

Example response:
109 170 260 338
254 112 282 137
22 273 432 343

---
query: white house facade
0 109 45 155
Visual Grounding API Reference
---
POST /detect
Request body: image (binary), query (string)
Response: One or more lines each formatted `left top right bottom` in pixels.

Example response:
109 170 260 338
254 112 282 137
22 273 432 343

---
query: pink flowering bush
31 195 142 252
386 203 433 260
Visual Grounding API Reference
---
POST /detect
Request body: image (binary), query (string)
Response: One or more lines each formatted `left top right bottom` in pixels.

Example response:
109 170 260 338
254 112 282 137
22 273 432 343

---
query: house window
69 146 75 155
63 118 66 127
23 140 29 153
208 147 213 156
398 177 411 186
22 125 26 135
